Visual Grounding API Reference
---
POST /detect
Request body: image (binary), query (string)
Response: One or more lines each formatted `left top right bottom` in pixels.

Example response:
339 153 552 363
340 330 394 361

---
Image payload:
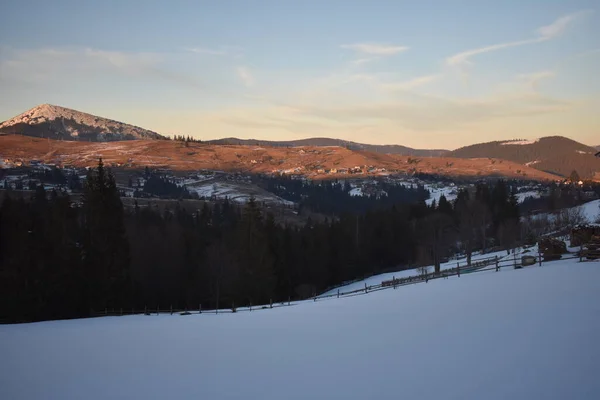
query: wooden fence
91 247 599 318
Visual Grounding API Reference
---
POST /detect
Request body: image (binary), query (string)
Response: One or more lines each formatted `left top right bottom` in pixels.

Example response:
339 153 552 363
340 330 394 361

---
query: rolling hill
0 134 556 181
0 104 166 142
207 137 448 157
448 136 600 180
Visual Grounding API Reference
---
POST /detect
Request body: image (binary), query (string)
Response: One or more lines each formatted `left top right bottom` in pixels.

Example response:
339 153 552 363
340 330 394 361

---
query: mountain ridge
206 137 448 157
448 136 600 179
0 134 557 181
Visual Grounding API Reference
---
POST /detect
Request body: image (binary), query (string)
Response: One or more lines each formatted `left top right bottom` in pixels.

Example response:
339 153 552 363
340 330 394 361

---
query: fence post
495 256 499 272
513 251 517 269
250 302 252 312
457 264 460 278
393 276 396 289
365 282 368 293
170 305 173 315
337 289 340 298
288 296 291 306
538 249 542 267
270 299 273 309
199 304 202 314
580 244 583 262
144 305 147 315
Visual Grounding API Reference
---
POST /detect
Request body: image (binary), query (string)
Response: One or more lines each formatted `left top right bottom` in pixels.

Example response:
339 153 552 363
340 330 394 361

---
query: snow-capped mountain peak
0 104 165 142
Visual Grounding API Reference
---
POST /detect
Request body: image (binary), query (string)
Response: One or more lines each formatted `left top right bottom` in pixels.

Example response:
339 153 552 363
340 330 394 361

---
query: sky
1 0 599 150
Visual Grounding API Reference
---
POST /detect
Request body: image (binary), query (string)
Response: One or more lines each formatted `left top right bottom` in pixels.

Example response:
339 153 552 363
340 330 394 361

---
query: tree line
1 160 523 323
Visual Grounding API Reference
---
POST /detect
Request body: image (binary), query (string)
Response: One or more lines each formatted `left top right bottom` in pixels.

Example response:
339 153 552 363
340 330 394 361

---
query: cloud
536 10 592 38
517 71 555 90
351 58 374 65
381 74 442 91
236 66 255 87
341 43 409 55
185 45 243 57
446 10 592 68
0 47 203 88
283 91 572 132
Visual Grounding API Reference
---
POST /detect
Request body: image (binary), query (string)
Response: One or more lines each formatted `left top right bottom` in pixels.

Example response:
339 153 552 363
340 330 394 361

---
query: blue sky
1 0 599 149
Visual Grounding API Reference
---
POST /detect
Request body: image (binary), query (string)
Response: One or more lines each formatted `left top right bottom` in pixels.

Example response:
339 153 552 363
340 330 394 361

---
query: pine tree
81 158 131 311
569 170 580 183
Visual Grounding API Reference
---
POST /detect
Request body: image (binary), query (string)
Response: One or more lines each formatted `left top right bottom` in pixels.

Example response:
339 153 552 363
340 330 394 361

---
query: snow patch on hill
501 139 540 145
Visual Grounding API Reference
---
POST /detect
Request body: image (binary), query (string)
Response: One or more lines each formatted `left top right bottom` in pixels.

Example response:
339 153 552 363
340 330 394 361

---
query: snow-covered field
577 199 600 223
187 181 294 206
2 257 599 400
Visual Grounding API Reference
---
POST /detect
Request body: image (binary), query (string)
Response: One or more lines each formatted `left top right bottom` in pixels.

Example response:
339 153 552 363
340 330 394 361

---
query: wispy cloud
351 58 374 66
341 42 409 55
185 45 243 57
382 74 442 91
0 46 203 88
517 71 555 90
446 10 592 68
236 66 255 87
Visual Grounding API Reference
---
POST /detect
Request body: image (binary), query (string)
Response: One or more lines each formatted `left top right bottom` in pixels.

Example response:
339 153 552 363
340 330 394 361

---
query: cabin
571 225 600 247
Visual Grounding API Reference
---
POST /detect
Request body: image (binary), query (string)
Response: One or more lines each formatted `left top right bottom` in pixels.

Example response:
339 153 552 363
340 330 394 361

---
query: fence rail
91 248 599 318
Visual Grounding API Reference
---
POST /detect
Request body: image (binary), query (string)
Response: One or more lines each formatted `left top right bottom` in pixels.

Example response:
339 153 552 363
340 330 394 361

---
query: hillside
0 104 166 142
448 136 600 180
1 257 598 400
0 135 557 180
207 137 448 157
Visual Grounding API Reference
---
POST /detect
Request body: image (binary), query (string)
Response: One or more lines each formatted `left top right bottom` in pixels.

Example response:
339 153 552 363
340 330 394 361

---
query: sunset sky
1 0 599 149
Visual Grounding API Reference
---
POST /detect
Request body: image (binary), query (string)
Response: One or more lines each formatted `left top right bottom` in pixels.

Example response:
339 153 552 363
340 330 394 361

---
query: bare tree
554 207 588 232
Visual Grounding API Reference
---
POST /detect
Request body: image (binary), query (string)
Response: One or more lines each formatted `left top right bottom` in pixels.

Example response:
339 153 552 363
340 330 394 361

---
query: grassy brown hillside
0 135 557 180
448 136 600 180
207 137 448 157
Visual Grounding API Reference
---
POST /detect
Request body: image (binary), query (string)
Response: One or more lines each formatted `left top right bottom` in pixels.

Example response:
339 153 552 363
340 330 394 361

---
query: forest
0 159 554 323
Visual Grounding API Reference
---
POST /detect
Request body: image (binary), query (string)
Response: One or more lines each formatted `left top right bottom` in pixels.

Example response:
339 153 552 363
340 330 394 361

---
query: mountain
207 137 448 157
448 136 600 180
0 104 166 142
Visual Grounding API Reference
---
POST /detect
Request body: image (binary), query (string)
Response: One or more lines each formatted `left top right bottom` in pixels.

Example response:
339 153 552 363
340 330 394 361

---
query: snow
188 181 294 206
577 199 600 223
516 190 542 203
1 256 599 400
0 104 161 139
322 248 523 295
526 199 600 226
425 184 456 205
349 187 363 196
500 139 539 145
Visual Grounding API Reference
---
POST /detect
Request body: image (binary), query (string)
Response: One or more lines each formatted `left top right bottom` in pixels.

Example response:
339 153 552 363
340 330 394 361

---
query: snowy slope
321 248 520 296
1 257 599 400
0 104 164 141
577 199 600 223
